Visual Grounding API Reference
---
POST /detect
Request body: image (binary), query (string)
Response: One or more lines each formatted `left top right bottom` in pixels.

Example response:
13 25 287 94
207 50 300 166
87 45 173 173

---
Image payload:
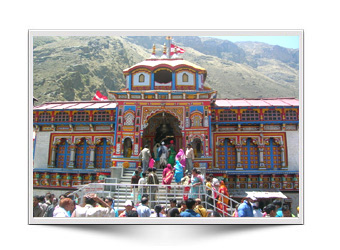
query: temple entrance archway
143 112 182 156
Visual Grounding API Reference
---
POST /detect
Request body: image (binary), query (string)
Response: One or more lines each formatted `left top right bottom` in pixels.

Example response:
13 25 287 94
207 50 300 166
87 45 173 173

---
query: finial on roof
152 44 156 55
161 43 167 58
149 44 157 59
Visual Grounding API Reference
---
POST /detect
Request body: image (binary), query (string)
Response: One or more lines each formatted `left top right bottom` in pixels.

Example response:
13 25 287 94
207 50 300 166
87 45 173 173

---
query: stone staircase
113 168 186 211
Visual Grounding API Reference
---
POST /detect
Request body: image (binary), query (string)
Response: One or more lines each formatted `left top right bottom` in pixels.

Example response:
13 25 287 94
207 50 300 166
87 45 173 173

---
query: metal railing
71 182 239 217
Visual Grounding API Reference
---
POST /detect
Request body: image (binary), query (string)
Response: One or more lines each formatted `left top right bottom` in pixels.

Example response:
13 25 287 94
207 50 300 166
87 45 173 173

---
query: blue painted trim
113 107 119 146
151 72 155 90
196 72 199 91
128 73 132 90
172 72 176 90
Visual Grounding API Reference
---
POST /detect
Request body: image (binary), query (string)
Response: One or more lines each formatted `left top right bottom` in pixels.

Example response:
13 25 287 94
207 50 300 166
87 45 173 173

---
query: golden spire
163 43 167 54
152 44 156 55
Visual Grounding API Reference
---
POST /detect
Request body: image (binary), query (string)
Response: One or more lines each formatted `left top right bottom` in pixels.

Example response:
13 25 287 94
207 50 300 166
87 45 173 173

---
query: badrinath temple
32 40 300 212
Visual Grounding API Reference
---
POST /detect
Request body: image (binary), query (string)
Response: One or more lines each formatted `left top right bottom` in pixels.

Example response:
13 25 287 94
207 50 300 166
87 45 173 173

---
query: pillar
280 145 286 169
88 145 96 169
68 144 76 168
236 144 243 170
50 144 57 167
258 144 266 170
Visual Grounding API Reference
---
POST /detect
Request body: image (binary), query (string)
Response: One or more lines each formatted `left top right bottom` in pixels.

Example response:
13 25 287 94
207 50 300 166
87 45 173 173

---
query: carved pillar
68 144 76 168
235 144 243 170
280 145 286 169
258 144 266 170
50 144 57 167
88 145 96 169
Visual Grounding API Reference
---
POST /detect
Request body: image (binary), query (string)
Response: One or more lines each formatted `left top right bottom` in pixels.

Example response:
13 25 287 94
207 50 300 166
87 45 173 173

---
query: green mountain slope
33 36 299 105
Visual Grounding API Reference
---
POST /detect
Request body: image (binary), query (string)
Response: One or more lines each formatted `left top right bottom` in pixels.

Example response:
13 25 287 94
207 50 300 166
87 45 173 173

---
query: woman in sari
173 160 184 184
162 164 174 191
189 169 202 199
217 181 230 216
167 141 176 166
175 149 186 172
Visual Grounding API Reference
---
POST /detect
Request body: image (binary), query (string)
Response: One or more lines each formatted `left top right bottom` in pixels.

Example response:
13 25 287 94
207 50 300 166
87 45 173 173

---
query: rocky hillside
33 36 299 104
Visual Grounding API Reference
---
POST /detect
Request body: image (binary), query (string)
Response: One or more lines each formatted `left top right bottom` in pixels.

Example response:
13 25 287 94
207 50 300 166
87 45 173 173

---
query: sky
202 36 300 49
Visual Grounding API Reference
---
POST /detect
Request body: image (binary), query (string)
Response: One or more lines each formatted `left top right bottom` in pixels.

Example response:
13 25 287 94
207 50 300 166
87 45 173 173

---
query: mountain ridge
33 36 299 105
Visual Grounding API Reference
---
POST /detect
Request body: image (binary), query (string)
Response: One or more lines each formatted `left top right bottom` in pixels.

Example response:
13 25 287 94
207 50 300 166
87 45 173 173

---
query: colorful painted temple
33 41 300 208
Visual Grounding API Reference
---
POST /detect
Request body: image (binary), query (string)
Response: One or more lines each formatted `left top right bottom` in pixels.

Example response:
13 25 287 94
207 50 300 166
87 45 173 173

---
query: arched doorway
143 112 182 154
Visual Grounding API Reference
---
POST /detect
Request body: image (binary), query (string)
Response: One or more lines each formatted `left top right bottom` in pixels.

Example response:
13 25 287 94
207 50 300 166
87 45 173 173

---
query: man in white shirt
73 193 115 217
139 145 151 173
185 144 194 173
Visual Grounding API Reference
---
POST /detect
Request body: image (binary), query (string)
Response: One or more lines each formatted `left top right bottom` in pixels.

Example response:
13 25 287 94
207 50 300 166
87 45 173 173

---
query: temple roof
33 101 117 111
215 98 299 107
123 58 207 74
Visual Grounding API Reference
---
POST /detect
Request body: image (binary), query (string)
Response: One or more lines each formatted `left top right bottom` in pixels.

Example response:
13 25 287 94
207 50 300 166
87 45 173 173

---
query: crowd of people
33 191 219 218
33 141 298 219
33 190 298 218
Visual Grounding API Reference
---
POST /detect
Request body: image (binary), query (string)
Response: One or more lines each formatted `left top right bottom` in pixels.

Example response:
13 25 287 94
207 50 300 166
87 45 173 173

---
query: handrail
71 182 239 217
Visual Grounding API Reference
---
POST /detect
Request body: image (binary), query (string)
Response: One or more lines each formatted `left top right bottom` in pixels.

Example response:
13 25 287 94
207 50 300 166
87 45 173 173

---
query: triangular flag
92 91 108 101
170 44 185 55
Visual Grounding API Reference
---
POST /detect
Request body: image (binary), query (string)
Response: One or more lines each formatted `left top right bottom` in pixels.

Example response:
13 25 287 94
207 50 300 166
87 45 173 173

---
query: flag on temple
170 44 185 55
92 91 108 101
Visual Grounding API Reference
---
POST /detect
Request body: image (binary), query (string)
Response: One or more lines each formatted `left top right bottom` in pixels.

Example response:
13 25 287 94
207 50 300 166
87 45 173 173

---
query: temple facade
33 42 299 211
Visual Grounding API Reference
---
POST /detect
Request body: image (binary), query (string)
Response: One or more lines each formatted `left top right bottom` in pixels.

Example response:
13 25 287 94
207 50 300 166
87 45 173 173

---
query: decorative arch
142 107 184 130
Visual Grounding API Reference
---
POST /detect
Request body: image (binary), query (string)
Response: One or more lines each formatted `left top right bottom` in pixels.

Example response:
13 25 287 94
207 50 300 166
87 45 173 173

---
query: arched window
73 111 90 122
193 138 203 158
263 138 282 170
219 110 237 122
182 73 189 82
75 138 91 169
55 139 70 168
224 139 236 170
122 138 132 158
264 110 281 121
286 110 298 120
54 111 70 122
38 112 51 122
93 110 110 122
241 110 259 121
95 138 112 168
241 138 259 170
139 74 145 82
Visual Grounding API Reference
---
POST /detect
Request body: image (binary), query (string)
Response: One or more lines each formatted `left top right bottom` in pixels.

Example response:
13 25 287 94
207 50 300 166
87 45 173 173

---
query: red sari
162 164 173 190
